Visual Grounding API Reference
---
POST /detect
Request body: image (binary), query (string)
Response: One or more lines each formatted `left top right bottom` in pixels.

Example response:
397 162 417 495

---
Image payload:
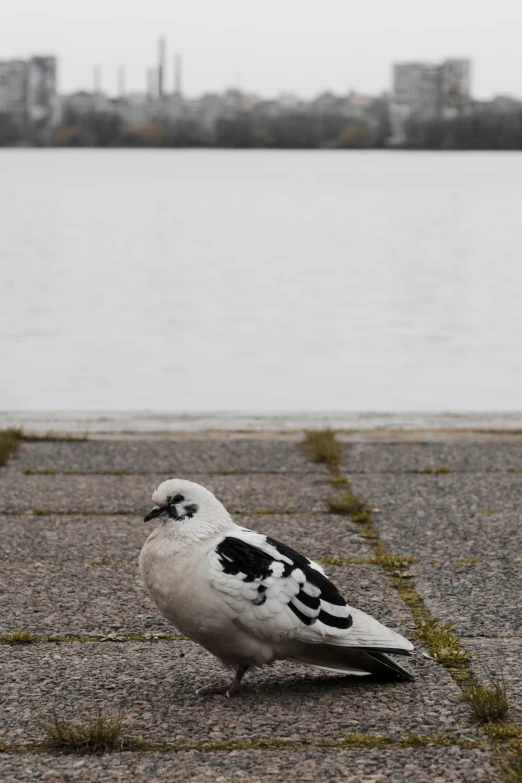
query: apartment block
391 58 471 143
0 60 27 124
27 56 58 125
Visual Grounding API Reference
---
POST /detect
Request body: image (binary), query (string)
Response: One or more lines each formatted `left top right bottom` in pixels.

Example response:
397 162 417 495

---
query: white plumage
139 478 414 696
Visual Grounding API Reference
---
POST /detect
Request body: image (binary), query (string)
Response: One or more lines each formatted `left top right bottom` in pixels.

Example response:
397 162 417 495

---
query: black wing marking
215 535 353 630
216 537 276 581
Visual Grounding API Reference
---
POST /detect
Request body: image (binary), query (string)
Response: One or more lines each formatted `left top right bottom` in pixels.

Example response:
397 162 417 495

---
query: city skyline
2 0 522 100
3 50 522 108
7 47 520 152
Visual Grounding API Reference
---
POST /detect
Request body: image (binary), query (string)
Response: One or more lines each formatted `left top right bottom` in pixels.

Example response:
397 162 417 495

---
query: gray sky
2 0 521 99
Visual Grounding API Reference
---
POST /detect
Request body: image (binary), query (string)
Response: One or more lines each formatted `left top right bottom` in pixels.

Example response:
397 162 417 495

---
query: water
1 149 521 412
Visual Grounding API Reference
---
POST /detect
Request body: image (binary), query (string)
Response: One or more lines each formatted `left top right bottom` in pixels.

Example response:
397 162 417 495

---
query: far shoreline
2 411 522 442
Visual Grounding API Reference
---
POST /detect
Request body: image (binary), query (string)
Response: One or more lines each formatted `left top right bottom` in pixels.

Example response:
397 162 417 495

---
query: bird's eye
171 493 185 504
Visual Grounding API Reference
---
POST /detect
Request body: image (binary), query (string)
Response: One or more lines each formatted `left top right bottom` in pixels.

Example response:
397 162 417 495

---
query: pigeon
139 478 414 697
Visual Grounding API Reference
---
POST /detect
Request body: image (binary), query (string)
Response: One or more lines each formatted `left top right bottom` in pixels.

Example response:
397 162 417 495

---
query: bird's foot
196 680 241 698
196 666 248 698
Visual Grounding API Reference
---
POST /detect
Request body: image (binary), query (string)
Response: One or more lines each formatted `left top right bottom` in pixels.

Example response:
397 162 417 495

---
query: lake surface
1 149 521 412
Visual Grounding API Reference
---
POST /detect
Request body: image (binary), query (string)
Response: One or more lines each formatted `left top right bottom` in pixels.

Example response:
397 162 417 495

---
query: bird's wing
207 529 413 652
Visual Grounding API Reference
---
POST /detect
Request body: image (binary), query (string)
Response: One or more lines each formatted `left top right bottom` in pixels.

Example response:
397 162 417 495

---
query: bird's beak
144 505 164 522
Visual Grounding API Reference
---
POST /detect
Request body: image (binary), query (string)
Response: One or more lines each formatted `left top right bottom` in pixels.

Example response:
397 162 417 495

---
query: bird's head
144 479 232 534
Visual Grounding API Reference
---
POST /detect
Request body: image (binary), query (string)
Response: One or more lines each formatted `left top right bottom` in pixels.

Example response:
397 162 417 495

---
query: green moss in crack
303 429 342 472
0 428 22 466
327 493 372 520
484 723 522 743
415 618 471 673
342 732 389 747
418 466 452 474
496 742 522 783
329 474 351 487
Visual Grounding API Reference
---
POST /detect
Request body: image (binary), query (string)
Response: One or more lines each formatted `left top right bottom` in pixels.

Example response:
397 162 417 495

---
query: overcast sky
2 0 521 99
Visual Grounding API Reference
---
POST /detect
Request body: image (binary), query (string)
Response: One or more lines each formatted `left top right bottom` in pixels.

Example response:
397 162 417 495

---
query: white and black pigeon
139 478 414 697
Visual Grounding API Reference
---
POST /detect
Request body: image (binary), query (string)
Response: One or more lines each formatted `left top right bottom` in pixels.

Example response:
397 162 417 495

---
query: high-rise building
439 59 471 119
0 60 27 125
393 62 440 118
0 55 58 129
390 58 471 143
27 56 58 126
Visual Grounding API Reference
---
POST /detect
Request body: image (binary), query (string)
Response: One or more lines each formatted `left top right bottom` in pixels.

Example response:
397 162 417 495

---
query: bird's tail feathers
289 643 414 681
363 650 414 680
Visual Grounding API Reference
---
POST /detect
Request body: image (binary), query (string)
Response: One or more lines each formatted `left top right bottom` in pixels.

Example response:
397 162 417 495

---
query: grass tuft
24 468 56 475
1 631 38 645
461 671 509 724
33 508 52 516
0 428 22 467
41 708 130 753
303 429 342 472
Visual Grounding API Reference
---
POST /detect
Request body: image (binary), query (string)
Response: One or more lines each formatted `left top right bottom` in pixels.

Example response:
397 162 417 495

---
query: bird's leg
196 666 249 698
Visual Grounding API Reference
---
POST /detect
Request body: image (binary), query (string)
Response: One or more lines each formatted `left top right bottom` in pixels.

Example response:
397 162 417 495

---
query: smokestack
94 64 101 94
158 37 166 97
118 65 125 98
174 53 182 96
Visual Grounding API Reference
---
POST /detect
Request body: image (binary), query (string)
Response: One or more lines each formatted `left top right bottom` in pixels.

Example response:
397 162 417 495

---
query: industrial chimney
174 53 182 97
158 38 166 97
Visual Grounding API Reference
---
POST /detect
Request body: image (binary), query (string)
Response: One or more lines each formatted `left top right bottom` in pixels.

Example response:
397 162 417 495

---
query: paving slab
0 748 495 783
0 514 373 564
0 473 328 515
350 474 522 560
413 562 522 637
344 442 522 473
8 439 322 474
0 643 476 745
462 638 522 714
1 564 414 639
0 563 167 636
